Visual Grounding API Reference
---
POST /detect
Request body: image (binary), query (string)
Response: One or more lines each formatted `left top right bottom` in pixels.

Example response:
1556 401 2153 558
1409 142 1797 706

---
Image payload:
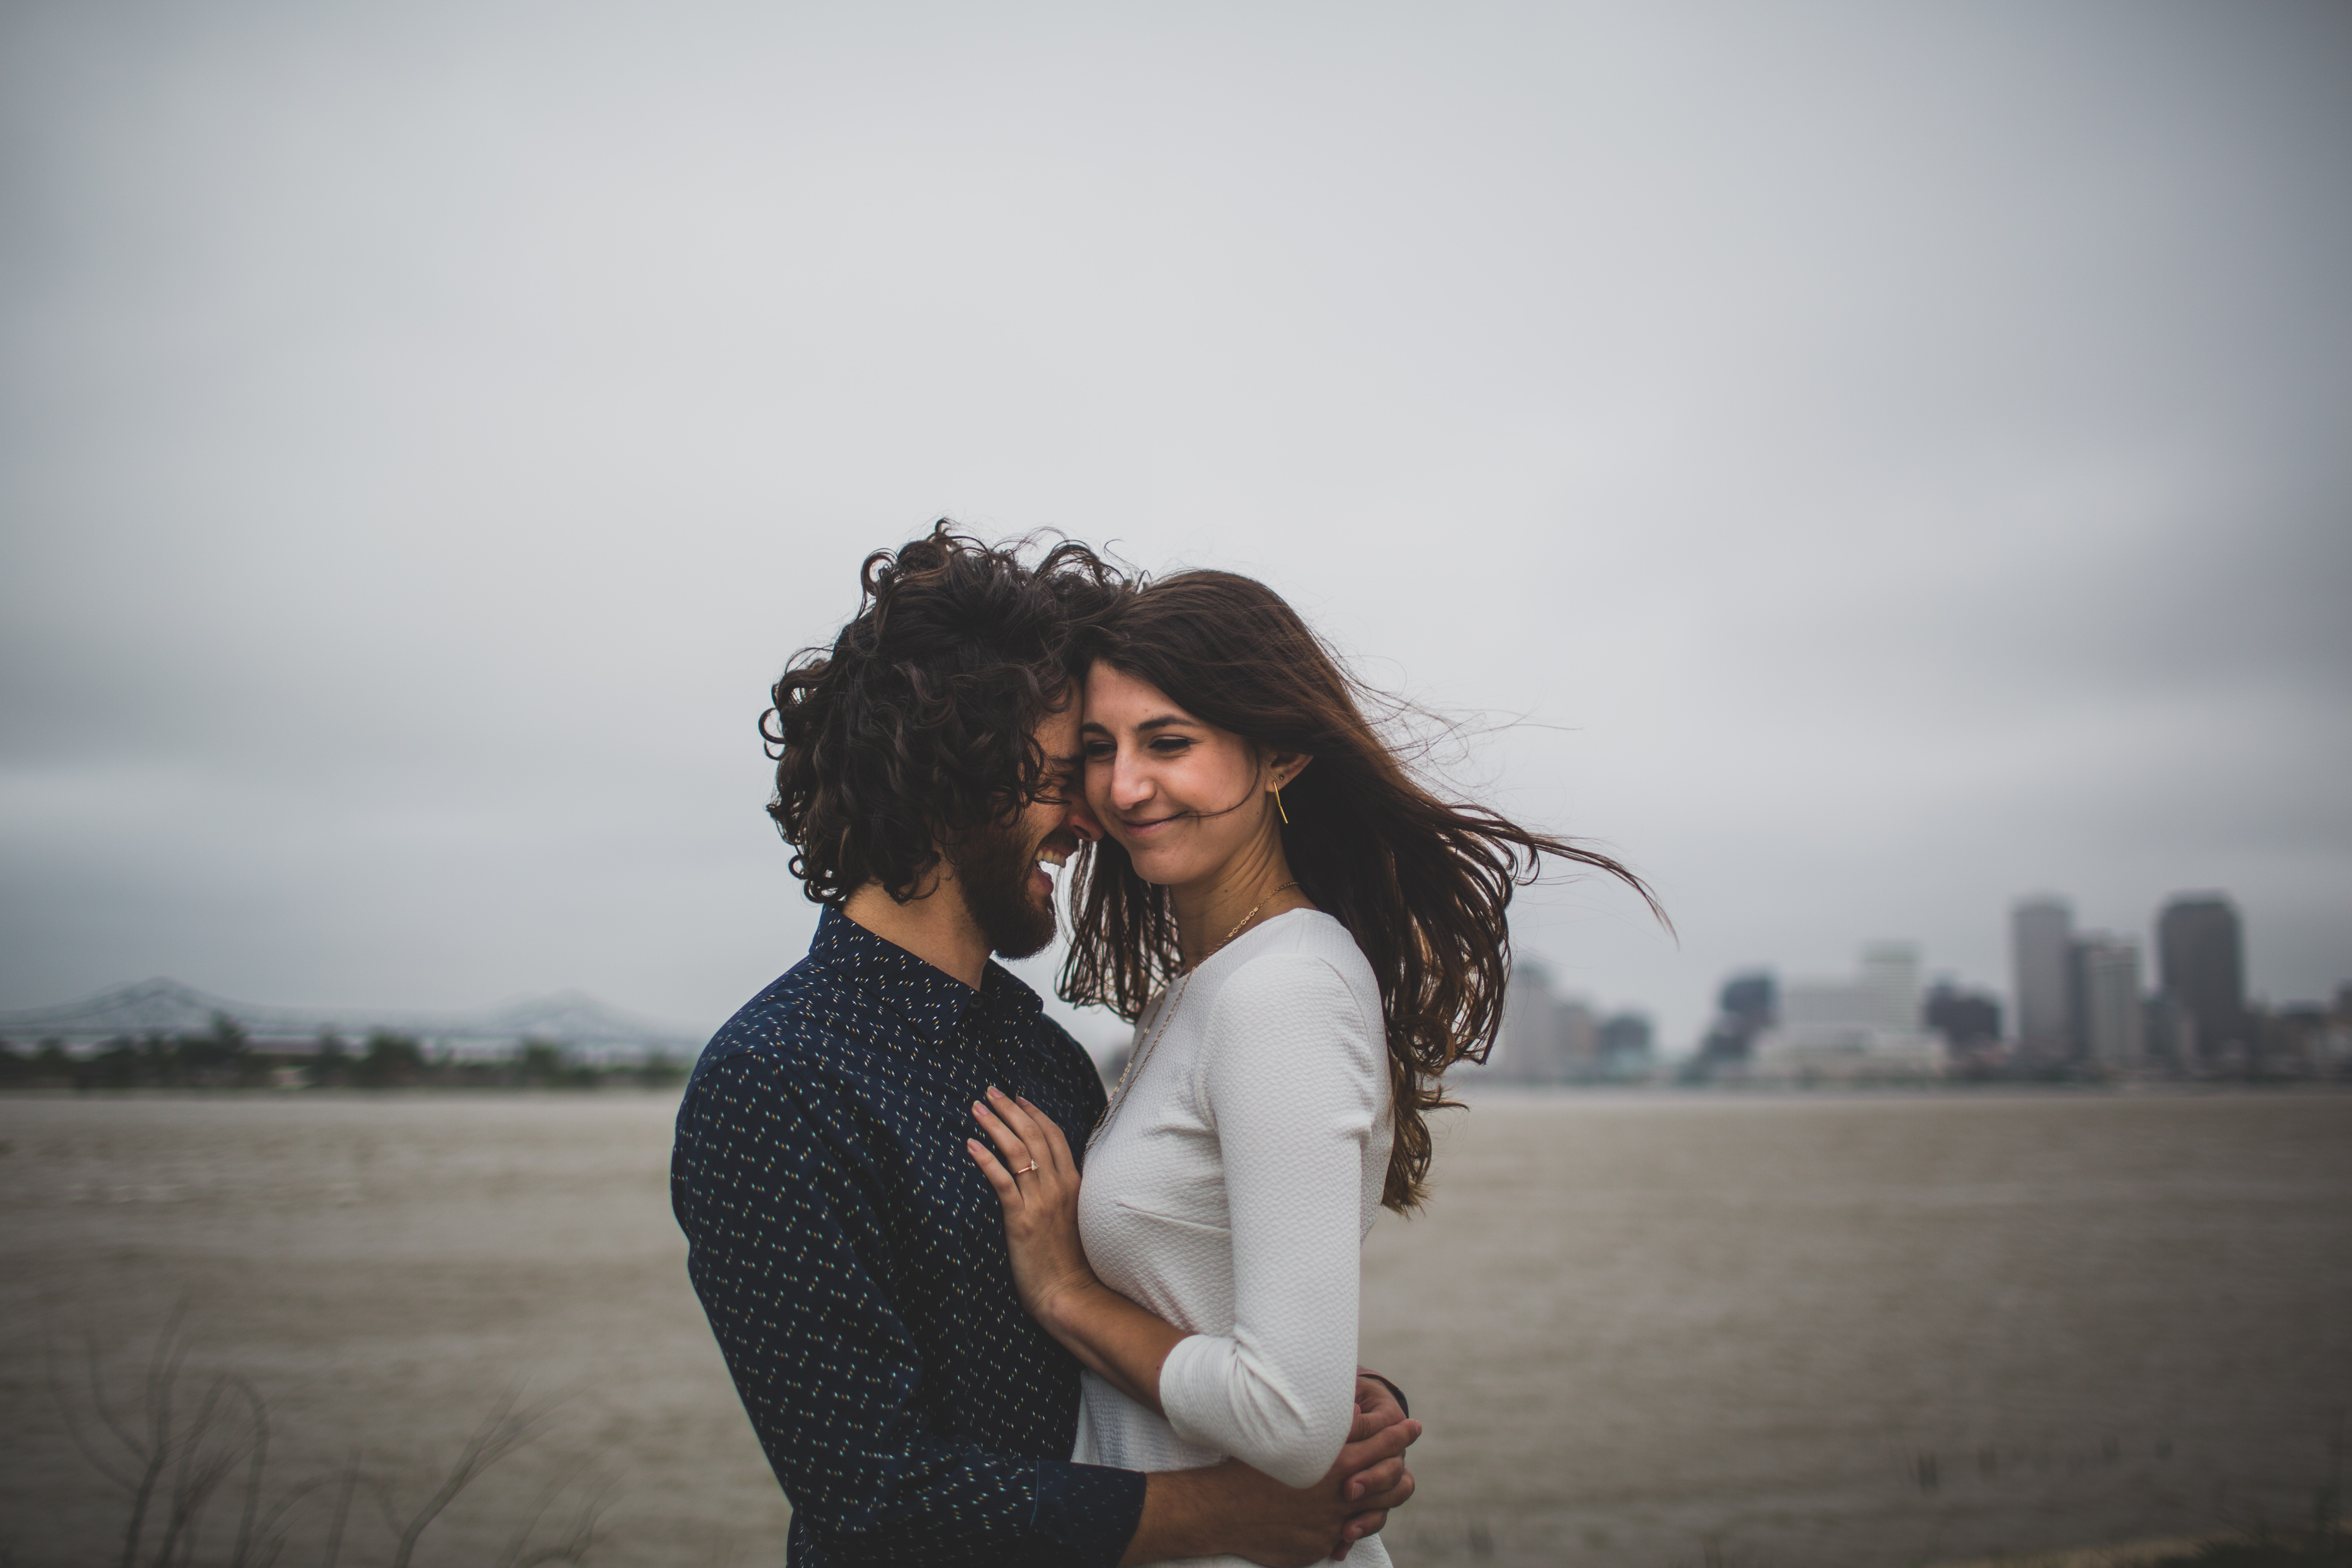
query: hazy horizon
4 1 2347 1054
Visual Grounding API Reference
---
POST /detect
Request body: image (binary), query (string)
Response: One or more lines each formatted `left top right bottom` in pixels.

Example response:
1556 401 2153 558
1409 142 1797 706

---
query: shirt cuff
1030 1457 1149 1568
1156 1331 1225 1457
1159 1332 1336 1488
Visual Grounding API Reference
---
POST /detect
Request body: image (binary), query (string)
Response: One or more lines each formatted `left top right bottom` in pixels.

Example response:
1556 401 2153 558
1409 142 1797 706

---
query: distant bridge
0 977 710 1062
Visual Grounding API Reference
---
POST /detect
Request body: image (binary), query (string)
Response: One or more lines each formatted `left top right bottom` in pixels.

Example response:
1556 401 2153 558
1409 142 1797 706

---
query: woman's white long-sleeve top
1073 909 1393 1567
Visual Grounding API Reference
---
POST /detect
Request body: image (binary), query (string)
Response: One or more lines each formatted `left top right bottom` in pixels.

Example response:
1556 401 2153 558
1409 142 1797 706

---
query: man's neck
841 875 992 990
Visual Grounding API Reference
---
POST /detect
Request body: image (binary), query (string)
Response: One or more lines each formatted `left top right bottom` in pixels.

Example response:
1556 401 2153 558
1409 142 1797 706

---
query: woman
967 570 1659 1565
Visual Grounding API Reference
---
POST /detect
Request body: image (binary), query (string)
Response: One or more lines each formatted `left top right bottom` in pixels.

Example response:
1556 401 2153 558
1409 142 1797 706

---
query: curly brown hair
1058 570 1666 1212
761 523 1122 905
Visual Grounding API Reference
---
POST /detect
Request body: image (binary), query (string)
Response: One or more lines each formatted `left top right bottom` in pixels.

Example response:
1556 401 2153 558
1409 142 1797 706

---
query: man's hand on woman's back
1117 1401 1419 1567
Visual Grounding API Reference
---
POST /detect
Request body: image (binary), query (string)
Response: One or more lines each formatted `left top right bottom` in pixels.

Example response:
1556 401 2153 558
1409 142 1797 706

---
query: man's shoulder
689 950 878 1084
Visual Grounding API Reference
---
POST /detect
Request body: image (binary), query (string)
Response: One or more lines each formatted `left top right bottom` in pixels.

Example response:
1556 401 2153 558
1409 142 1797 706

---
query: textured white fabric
1072 909 1394 1568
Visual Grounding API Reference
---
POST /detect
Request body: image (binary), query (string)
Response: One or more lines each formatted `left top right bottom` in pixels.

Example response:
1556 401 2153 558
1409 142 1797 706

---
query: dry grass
44 1307 612 1568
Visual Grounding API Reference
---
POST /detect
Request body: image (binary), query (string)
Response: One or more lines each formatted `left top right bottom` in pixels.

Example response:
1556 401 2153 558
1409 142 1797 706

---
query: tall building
1488 957 1601 1082
2011 898 2074 1056
1557 998 1600 1076
1859 943 1922 1029
2158 895 2246 1060
1695 971 1776 1071
2143 991 2197 1070
1493 957 1562 1081
2071 935 2145 1066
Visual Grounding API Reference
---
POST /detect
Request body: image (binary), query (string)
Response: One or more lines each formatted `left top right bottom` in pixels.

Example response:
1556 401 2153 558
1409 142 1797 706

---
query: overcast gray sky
4 0 2347 1055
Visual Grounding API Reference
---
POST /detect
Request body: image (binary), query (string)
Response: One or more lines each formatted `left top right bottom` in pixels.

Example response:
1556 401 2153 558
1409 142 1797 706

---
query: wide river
2 1091 2346 1568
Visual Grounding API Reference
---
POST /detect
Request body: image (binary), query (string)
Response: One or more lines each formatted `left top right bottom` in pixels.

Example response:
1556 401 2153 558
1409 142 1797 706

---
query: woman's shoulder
1197 913 1386 1104
1234 907 1374 971
1210 912 1381 1028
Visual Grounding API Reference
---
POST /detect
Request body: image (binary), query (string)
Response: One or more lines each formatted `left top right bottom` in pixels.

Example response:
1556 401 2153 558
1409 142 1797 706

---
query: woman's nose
1110 752 1154 809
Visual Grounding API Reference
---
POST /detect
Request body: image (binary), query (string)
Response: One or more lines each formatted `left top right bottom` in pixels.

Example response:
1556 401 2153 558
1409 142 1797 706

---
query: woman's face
1080 661 1274 890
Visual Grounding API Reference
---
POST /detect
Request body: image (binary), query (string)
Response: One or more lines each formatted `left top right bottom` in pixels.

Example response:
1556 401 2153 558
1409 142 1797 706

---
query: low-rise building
1750 943 1945 1081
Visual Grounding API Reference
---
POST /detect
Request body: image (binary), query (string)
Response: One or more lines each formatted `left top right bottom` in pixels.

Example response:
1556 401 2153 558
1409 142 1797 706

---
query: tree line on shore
0 1014 690 1091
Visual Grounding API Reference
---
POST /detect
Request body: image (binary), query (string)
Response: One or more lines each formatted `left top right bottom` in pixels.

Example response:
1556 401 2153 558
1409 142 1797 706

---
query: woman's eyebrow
1079 713 1198 738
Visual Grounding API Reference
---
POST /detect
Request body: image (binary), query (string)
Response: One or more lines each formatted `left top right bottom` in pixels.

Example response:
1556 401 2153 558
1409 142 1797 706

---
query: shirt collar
809 904 1045 1048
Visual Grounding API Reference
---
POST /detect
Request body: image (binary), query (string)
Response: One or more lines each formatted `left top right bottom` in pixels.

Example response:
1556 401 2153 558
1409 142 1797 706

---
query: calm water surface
2 1091 2346 1568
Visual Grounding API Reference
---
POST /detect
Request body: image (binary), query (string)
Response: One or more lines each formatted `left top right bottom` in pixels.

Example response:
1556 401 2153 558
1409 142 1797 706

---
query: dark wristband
1361 1370 1410 1419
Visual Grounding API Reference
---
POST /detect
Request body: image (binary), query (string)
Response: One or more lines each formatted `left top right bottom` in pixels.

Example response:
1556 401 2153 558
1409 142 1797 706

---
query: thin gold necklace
1087 882 1301 1151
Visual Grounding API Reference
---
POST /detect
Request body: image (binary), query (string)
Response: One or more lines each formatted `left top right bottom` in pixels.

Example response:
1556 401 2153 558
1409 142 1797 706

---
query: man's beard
954 819 1058 961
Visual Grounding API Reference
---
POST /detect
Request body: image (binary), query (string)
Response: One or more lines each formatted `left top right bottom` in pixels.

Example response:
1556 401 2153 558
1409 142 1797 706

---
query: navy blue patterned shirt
673 906 1147 1567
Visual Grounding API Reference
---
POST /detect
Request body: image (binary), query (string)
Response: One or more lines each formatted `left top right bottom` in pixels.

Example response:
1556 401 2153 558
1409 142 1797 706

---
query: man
672 526 1418 1567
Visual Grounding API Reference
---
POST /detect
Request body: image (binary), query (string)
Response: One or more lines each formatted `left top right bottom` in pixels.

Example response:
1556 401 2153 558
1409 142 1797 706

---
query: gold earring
1274 783 1290 824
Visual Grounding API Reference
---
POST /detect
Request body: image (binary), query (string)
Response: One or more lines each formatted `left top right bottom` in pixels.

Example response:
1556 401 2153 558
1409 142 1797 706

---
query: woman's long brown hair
1059 570 1666 1212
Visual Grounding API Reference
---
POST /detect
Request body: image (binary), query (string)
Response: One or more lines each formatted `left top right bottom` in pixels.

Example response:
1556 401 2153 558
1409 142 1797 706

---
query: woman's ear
1268 753 1313 790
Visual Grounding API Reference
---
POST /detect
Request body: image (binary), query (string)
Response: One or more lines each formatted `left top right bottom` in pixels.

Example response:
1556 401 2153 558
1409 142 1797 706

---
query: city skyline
1668 884 2348 1077
5 878 2340 1069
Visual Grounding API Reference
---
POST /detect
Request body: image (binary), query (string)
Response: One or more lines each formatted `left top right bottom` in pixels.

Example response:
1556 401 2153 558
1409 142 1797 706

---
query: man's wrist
1122 1466 1227 1566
